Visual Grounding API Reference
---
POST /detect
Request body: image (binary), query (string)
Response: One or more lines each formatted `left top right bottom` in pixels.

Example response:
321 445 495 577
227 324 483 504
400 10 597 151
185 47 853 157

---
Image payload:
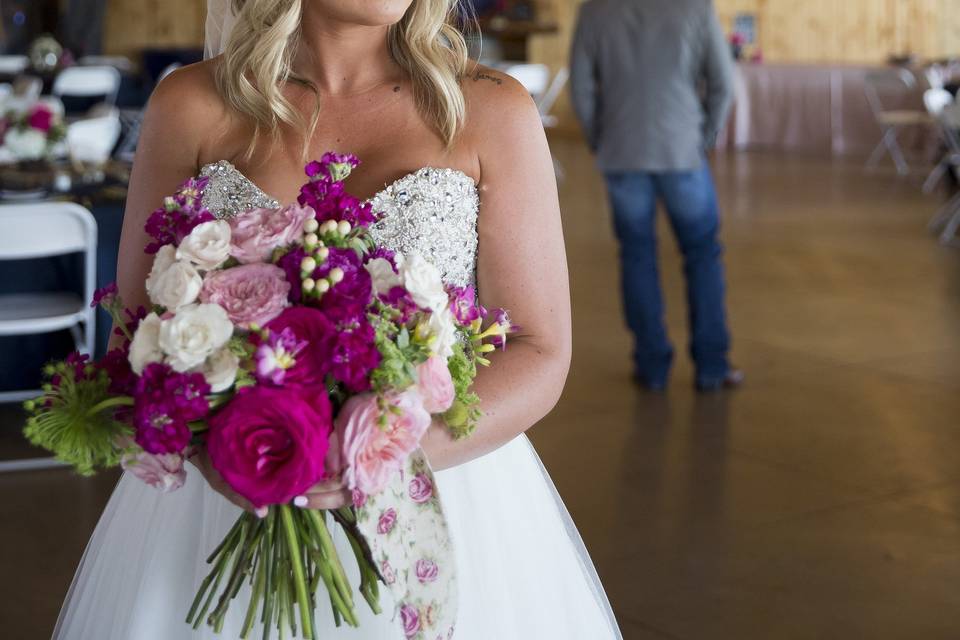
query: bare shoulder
139 58 232 167
460 62 543 153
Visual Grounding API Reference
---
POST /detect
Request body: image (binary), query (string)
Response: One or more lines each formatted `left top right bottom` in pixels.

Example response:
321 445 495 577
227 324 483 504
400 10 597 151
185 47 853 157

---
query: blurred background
1 0 960 638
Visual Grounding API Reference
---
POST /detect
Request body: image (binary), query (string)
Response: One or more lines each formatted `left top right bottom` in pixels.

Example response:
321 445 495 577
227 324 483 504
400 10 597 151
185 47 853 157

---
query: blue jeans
605 163 731 386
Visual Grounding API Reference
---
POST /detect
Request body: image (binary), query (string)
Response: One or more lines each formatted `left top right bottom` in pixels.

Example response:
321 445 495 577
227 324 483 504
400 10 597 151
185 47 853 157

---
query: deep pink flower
277 246 308 303
448 285 483 325
415 559 439 584
90 282 118 308
380 286 420 324
400 604 421 639
207 385 333 508
144 177 214 254
98 347 135 396
254 327 308 385
312 247 372 319
326 317 380 393
377 508 398 534
133 363 210 454
408 472 434 504
27 105 54 132
298 172 376 228
264 307 337 387
199 263 290 329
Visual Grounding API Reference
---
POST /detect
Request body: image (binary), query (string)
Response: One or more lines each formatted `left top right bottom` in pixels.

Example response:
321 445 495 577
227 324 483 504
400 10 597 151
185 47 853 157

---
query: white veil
204 0 239 59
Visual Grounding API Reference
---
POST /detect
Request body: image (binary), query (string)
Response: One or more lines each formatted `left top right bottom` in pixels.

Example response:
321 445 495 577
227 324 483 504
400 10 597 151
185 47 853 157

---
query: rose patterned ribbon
355 449 456 640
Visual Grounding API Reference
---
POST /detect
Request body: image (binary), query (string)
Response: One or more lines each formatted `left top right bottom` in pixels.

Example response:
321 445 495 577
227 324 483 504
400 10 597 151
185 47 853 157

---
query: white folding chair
52 65 121 108
928 104 960 245
864 68 932 175
537 67 569 128
501 63 551 97
78 55 133 73
0 55 29 76
922 88 957 193
0 202 97 471
67 112 123 163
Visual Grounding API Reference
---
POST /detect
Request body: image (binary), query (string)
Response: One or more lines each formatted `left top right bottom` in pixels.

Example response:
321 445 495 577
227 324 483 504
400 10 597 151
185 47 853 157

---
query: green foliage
370 316 429 394
22 361 131 475
442 341 483 439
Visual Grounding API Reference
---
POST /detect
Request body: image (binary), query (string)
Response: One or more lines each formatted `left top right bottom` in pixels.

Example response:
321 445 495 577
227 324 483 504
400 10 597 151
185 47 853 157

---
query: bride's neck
294 9 401 95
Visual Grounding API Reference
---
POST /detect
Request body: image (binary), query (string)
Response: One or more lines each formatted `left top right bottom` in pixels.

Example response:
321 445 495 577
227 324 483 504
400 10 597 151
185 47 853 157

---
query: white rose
4 127 47 160
198 347 239 392
365 257 402 296
128 312 163 374
401 253 448 312
176 220 231 271
427 307 458 359
146 249 202 311
158 303 234 372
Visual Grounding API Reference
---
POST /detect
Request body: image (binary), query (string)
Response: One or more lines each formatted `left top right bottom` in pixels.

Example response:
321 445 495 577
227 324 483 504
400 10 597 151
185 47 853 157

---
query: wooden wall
103 0 206 57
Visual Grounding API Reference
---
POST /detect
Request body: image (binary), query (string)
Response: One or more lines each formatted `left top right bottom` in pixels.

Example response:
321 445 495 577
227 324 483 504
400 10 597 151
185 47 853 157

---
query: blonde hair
217 0 470 156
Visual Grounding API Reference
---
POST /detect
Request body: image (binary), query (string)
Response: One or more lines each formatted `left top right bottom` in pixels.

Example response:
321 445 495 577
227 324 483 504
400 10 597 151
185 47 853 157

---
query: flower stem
241 530 268 639
279 505 313 639
85 395 134 416
305 510 354 608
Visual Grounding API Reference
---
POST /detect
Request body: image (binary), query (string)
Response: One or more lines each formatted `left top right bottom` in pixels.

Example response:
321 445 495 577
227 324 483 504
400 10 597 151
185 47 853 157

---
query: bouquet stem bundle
187 506 381 639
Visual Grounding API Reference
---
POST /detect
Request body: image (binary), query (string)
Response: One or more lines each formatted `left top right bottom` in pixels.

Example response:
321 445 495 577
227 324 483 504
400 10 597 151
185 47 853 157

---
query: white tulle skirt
53 435 622 639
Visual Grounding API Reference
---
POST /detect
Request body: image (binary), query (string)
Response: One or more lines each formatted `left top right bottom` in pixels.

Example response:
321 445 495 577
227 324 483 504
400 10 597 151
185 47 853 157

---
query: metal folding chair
928 104 960 245
864 68 932 175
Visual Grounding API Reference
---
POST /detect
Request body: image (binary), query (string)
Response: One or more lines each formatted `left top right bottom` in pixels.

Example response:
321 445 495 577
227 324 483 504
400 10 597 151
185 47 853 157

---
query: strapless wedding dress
53 162 623 640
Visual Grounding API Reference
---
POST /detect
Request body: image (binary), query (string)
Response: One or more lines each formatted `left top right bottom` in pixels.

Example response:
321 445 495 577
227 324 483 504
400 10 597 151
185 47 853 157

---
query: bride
54 1 622 638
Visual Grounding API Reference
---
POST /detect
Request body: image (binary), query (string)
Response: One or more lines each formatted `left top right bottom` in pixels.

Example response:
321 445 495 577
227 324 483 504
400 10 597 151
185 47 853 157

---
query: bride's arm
420 69 573 470
112 64 226 324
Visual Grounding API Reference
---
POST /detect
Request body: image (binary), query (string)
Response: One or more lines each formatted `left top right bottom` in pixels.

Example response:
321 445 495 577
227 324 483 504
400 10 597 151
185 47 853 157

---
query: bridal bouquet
24 153 514 639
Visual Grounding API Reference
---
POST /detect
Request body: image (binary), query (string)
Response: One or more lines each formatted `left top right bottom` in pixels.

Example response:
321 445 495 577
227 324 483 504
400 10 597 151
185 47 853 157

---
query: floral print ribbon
355 449 456 640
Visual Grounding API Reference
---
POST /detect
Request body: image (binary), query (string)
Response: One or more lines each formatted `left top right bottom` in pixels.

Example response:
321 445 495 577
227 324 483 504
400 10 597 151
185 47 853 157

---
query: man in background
570 0 743 392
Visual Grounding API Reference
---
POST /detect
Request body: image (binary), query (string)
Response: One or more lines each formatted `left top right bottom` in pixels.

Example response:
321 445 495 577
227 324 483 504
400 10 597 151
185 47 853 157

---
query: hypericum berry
337 220 352 235
328 267 345 284
303 218 319 233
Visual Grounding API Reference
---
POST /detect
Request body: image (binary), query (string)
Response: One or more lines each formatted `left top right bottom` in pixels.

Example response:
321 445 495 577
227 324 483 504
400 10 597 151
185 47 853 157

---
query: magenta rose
377 508 398 534
27 105 54 132
200 263 290 328
228 204 314 264
416 356 455 414
400 604 421 639
415 558 439 584
337 390 431 495
206 385 332 508
408 472 434 504
264 307 336 386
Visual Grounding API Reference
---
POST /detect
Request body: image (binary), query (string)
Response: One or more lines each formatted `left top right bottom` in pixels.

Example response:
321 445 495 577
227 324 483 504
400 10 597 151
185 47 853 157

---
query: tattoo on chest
471 71 503 85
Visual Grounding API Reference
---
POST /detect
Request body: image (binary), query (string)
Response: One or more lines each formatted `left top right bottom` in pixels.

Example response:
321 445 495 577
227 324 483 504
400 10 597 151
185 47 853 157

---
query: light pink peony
416 356 455 414
120 450 186 492
337 390 431 496
200 263 290 328
228 204 314 264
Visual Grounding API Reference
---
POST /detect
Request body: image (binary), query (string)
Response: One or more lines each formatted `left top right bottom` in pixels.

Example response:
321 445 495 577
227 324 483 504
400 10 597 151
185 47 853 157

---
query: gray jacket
570 0 735 172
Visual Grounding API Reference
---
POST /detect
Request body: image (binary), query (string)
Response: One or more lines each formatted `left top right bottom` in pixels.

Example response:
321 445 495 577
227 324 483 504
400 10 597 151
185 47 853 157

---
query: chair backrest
52 66 121 104
940 103 960 152
78 55 133 72
924 88 954 116
501 63 550 97
0 202 97 261
537 67 569 119
0 55 28 76
67 114 123 163
864 67 917 117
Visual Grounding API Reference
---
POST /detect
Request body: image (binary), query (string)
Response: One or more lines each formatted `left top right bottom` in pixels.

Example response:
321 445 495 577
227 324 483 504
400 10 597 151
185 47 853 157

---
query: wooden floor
3 142 960 639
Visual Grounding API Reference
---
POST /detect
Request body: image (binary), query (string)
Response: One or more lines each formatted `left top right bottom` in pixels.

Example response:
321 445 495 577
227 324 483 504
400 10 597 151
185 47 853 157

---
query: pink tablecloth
718 63 932 157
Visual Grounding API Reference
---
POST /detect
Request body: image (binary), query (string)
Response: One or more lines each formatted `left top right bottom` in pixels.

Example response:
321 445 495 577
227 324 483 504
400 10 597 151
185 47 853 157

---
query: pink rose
400 604 421 638
415 558 439 584
381 560 396 585
207 385 332 508
408 472 434 504
416 356 455 414
200 263 290 328
377 508 398 534
120 450 186 492
228 204 314 264
337 390 431 495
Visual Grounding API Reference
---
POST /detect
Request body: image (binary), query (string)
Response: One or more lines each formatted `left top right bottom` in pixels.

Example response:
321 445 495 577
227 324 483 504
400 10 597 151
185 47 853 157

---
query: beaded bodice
199 160 479 287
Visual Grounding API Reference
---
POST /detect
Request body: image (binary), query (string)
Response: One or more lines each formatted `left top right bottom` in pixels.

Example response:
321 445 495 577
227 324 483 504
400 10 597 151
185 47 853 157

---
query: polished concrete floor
3 142 960 639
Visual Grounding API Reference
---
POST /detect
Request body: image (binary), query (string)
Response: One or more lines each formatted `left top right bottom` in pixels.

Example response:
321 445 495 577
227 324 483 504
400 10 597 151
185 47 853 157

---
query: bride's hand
187 448 257 514
296 477 352 511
